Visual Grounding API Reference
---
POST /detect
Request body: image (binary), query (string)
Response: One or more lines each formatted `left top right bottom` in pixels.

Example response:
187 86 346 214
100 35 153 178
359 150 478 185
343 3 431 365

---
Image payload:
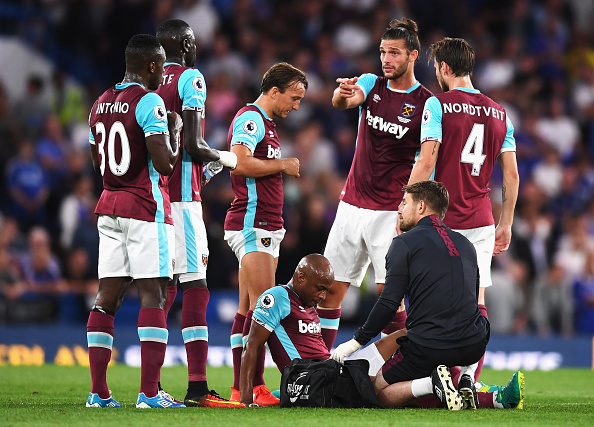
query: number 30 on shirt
94 121 131 177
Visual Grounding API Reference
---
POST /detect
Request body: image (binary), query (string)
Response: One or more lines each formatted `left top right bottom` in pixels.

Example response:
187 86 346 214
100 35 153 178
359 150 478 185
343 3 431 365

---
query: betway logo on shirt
267 145 281 159
365 109 409 139
298 320 321 334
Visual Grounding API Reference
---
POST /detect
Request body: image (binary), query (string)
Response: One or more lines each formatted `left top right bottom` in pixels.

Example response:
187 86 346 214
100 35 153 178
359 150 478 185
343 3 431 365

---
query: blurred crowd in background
0 0 593 337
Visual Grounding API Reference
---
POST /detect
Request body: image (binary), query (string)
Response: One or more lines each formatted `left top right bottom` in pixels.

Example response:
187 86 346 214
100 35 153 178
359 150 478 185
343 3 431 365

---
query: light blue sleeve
501 116 516 152
420 96 443 143
88 106 95 144
178 68 206 110
252 287 291 332
135 92 169 135
231 110 265 153
356 73 378 102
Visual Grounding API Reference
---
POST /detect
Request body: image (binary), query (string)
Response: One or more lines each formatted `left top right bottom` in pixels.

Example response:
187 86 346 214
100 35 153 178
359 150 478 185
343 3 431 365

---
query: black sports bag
279 358 383 408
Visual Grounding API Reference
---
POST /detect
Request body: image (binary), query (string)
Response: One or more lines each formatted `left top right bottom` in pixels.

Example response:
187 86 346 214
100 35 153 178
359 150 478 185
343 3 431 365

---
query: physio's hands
331 338 362 364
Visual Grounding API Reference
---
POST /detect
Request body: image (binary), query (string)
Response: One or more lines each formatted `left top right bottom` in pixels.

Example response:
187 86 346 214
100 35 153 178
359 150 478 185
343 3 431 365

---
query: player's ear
418 199 426 214
409 49 419 63
148 61 156 74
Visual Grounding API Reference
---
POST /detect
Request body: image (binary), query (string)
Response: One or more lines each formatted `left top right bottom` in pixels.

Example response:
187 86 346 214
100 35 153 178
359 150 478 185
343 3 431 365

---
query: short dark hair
428 37 475 77
402 181 449 219
381 18 421 57
261 62 308 94
156 19 192 41
125 34 163 62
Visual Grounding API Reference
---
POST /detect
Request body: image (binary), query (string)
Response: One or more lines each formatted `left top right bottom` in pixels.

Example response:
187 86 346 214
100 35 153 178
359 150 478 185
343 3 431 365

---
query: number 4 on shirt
460 123 486 176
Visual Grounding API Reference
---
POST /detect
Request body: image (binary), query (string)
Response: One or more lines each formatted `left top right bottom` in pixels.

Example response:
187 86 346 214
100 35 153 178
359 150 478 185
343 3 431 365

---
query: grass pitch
2 365 593 426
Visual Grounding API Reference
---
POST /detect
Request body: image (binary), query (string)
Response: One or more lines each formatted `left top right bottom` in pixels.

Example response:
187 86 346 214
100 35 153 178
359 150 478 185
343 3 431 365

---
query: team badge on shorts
202 254 208 267
260 293 275 309
261 237 271 247
401 102 416 117
172 258 176 270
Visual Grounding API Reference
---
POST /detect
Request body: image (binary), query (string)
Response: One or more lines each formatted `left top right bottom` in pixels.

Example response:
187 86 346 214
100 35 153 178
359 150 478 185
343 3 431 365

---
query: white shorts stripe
171 201 208 278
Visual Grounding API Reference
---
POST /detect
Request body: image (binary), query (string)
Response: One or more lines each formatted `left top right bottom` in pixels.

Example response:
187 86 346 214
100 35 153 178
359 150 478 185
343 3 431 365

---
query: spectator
35 114 69 190
58 174 95 251
5 140 49 232
553 213 594 282
531 147 563 199
534 96 581 162
11 75 50 139
49 69 87 132
573 251 594 334
530 263 574 337
19 227 66 295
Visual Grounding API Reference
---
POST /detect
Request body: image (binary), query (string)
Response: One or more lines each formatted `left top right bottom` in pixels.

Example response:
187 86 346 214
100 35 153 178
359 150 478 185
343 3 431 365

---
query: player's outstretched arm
332 77 365 110
494 151 519 255
231 144 300 178
240 322 271 406
407 139 440 185
181 110 237 169
146 111 182 175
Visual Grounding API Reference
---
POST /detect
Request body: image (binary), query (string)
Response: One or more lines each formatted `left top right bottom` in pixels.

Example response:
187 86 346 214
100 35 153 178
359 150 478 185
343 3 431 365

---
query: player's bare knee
179 278 207 292
319 280 349 308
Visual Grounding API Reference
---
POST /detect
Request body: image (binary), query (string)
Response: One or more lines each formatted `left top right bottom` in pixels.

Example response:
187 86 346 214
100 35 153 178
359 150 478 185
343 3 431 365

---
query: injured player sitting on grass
239 252 524 409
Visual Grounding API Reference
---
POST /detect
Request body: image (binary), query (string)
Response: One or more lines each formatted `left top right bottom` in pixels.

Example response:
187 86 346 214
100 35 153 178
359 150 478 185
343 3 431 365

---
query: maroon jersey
420 88 516 229
253 285 330 372
341 76 433 211
89 83 172 224
224 104 284 231
156 63 206 203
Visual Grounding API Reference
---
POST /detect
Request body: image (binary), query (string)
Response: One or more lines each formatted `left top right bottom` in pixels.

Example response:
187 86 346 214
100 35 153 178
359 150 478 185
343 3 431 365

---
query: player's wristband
217 150 238 170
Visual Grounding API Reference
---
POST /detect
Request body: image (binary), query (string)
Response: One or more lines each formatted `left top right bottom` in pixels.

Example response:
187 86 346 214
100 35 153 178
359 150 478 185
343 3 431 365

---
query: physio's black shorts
381 331 489 385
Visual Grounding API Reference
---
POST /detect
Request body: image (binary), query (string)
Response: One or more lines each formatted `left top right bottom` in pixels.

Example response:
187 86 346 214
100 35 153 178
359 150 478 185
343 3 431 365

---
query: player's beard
399 218 414 232
385 60 409 81
399 214 416 233
437 73 449 92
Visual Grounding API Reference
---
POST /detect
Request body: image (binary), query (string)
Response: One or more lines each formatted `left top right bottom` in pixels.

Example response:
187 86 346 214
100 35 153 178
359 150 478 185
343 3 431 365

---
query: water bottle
203 161 224 182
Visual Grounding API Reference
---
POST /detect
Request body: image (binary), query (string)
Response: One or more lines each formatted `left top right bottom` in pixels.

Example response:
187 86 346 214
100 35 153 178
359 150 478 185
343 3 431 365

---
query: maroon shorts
381 334 488 385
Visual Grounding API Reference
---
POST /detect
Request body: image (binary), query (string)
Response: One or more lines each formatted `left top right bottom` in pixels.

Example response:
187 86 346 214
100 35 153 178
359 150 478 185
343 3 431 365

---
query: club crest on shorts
260 293 275 309
202 254 208 266
172 258 176 270
261 237 271 247
401 102 416 117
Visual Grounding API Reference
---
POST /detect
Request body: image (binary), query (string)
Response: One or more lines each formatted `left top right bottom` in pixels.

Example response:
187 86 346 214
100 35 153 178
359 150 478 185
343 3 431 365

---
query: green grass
2 365 593 426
